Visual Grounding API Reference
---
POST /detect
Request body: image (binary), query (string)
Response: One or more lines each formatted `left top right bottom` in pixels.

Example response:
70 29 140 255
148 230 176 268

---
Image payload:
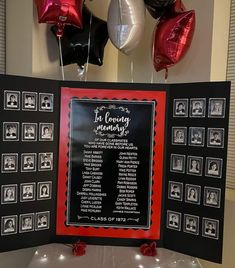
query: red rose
72 241 87 256
140 242 157 257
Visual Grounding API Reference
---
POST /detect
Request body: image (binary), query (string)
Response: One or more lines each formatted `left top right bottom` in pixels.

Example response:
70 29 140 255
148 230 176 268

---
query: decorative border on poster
56 88 166 240
66 99 155 229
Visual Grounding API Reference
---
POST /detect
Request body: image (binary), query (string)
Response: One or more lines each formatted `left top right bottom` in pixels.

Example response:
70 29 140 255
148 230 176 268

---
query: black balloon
51 6 109 67
144 0 176 19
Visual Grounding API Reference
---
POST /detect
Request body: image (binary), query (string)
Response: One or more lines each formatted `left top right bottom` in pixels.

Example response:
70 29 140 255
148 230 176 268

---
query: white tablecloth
28 243 203 268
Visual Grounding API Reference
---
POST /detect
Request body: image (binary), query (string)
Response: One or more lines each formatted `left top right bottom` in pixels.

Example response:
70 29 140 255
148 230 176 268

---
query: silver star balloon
107 0 146 55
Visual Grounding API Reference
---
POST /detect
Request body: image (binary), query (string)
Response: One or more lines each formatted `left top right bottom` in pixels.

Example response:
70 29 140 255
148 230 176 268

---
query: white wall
4 0 235 268
7 0 119 82
118 0 215 83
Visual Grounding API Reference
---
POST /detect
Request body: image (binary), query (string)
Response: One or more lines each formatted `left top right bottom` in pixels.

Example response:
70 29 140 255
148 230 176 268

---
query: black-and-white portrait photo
185 184 201 205
187 156 203 176
4 90 20 110
21 153 36 172
37 182 52 200
205 157 223 178
38 153 53 171
35 211 50 230
173 99 188 117
19 213 34 233
202 218 219 239
208 98 226 118
39 93 54 112
167 210 181 231
20 183 36 202
168 181 183 201
207 128 224 148
1 153 18 173
172 127 187 145
22 123 37 141
1 215 17 236
188 127 205 146
204 187 221 208
22 92 37 111
3 122 19 141
1 184 17 205
184 214 199 235
39 123 54 141
170 154 185 173
190 98 206 117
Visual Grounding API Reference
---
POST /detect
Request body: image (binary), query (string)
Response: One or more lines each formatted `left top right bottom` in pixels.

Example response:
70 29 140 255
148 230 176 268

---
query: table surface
28 244 203 268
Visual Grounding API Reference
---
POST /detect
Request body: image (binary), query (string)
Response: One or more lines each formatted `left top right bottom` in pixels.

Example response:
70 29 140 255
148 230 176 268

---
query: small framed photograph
173 99 188 117
190 98 206 117
39 93 54 112
22 123 37 142
185 184 201 205
187 156 203 176
167 210 182 231
183 214 199 235
208 98 226 118
188 127 205 147
1 184 17 205
4 90 20 110
37 182 52 200
38 153 53 171
20 183 36 202
172 127 187 145
3 122 19 141
202 218 219 240
21 153 37 172
204 187 221 208
205 157 223 178
19 213 34 233
207 128 224 148
170 154 185 173
22 92 37 111
1 153 18 173
39 123 54 141
168 181 183 201
1 215 17 236
35 211 50 231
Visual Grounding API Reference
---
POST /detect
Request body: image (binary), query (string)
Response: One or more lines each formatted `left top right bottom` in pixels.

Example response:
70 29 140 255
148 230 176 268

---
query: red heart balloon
153 10 196 73
34 0 83 37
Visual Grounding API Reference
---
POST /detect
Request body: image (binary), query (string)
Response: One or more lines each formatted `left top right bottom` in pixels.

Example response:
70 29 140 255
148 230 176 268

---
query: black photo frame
22 123 37 142
168 181 183 201
3 122 19 141
187 156 203 176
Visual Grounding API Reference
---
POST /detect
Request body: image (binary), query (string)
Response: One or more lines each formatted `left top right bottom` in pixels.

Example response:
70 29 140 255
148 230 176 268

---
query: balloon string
165 68 168 83
130 58 134 83
85 12 93 82
58 36 65 81
151 70 154 84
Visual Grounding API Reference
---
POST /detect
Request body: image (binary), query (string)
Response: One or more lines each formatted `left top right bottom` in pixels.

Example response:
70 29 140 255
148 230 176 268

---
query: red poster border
56 87 166 240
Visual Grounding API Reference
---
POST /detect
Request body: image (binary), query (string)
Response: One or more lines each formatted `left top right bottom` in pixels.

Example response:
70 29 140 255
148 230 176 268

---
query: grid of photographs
1 153 53 173
168 97 226 240
171 126 225 148
0 91 55 237
1 211 50 236
1 182 52 204
166 210 219 239
2 122 54 142
4 91 54 112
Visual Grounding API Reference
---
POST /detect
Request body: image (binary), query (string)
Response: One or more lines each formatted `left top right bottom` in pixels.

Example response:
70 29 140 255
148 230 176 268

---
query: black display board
163 82 230 263
0 74 230 264
0 75 60 252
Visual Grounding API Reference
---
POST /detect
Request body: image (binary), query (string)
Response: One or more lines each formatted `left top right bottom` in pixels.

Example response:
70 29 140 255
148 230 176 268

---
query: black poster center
67 99 155 228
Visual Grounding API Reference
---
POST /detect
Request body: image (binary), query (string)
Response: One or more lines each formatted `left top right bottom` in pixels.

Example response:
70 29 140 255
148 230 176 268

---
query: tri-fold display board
0 75 230 263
